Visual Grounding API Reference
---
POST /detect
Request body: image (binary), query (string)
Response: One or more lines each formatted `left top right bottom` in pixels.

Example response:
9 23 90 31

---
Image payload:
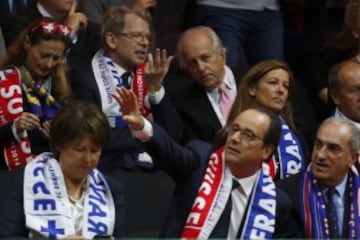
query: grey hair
176 26 224 68
101 6 152 42
322 117 360 151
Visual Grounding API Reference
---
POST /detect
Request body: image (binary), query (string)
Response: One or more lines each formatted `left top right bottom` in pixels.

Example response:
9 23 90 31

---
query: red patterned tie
219 83 232 119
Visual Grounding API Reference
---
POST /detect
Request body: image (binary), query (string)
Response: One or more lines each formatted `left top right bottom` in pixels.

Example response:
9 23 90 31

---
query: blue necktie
326 187 340 238
122 72 131 89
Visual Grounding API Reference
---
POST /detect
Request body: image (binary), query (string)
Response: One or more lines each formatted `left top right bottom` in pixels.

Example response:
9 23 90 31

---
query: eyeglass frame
117 31 153 43
226 125 264 142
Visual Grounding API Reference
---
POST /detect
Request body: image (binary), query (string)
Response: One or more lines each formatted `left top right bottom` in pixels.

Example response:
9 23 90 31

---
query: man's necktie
228 179 245 239
326 187 340 238
219 82 232 120
122 72 132 89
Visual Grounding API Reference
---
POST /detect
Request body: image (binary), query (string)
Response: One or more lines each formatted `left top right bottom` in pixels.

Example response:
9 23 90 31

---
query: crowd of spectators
0 0 360 238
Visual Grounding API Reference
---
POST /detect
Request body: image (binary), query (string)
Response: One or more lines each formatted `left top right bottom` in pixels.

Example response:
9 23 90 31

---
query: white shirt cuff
131 117 153 141
11 122 24 144
148 86 165 105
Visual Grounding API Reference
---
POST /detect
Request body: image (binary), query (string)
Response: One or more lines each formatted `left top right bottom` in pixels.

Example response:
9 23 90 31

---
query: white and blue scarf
181 147 276 239
24 153 115 239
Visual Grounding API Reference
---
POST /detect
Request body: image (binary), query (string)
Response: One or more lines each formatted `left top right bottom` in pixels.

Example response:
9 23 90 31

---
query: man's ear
23 35 31 51
350 151 359 167
330 89 340 105
262 145 275 161
221 47 226 59
105 32 118 50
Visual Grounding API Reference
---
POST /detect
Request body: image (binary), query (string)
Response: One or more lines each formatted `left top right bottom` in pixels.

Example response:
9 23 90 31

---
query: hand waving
113 87 145 130
145 48 173 93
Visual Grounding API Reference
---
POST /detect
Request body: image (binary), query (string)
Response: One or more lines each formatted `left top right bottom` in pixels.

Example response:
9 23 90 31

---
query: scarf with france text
92 49 151 128
300 164 360 239
0 67 32 170
268 116 305 179
181 146 276 239
24 152 115 239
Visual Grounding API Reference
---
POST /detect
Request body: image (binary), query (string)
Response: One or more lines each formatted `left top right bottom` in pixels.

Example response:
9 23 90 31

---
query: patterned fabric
19 65 61 122
300 164 360 239
326 188 340 238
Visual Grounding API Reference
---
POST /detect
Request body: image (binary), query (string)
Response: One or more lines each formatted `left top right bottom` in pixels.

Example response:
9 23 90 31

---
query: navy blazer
0 167 126 238
276 172 351 238
143 122 297 238
169 66 245 145
70 61 183 171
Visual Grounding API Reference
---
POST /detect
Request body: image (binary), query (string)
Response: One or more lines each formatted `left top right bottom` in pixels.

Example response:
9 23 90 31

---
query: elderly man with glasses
70 5 180 171
113 87 298 238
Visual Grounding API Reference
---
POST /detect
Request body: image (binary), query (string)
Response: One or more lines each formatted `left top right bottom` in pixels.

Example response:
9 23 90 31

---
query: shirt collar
37 2 53 18
334 107 360 130
233 170 259 197
322 175 347 198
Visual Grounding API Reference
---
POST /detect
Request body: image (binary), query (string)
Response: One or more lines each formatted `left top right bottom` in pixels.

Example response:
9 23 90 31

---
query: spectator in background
1 0 101 68
0 100 126 239
0 19 72 170
305 0 357 120
78 0 157 23
329 59 360 129
277 117 360 239
168 26 244 144
70 6 180 171
222 60 307 180
196 0 284 70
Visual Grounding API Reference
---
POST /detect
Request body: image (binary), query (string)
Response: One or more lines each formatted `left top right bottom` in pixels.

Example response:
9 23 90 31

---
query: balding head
329 60 360 122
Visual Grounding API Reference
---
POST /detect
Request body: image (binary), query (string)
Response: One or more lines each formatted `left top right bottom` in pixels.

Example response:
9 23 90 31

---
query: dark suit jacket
0 166 126 238
70 61 183 171
1 4 101 66
276 172 351 238
169 66 244 144
143 122 296 238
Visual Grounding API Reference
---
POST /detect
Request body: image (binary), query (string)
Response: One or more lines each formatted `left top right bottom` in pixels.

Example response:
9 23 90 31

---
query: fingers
69 0 77 15
15 112 41 131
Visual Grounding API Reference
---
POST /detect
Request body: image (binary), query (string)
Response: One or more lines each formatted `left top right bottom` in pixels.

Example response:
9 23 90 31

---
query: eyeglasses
118 32 153 43
30 21 72 37
226 125 264 142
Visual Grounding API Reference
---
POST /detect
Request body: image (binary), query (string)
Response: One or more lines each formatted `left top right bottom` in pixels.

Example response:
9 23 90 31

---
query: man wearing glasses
70 6 180 171
113 87 297 238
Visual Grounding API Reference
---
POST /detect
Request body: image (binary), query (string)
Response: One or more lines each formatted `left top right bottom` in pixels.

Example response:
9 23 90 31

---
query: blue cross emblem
41 220 65 239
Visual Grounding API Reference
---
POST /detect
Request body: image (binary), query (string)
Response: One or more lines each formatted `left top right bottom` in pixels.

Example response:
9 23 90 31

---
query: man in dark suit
114 87 297 238
70 6 181 171
169 26 244 144
1 0 100 67
276 117 360 238
329 59 360 129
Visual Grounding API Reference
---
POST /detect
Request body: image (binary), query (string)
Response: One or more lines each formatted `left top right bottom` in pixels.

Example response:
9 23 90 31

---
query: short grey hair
101 6 152 41
321 117 360 151
176 26 224 68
